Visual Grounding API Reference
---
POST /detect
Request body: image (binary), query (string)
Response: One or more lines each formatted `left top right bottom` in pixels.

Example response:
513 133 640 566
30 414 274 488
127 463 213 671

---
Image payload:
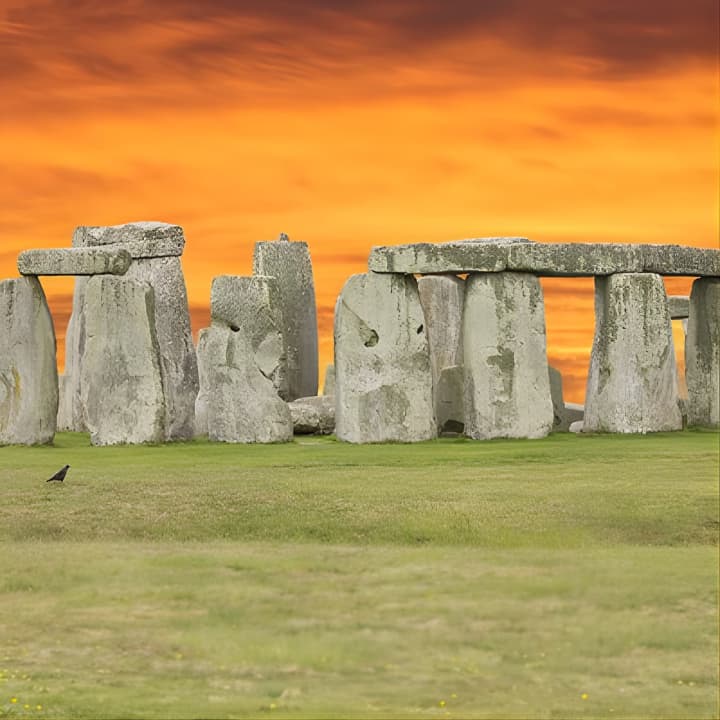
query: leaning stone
418 274 465 433
17 247 132 276
80 276 166 446
0 277 58 445
668 295 690 320
197 325 293 443
322 364 335 396
253 240 319 400
334 273 436 443
685 278 720 427
463 273 553 439
210 275 288 399
72 221 184 258
289 395 335 435
584 273 682 433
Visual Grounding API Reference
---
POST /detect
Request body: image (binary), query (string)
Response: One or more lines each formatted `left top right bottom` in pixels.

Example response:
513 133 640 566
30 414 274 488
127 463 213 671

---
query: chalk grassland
0 432 718 719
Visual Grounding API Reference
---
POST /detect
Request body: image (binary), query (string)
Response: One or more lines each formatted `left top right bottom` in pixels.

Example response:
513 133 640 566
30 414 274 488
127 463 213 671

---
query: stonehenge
1 228 718 446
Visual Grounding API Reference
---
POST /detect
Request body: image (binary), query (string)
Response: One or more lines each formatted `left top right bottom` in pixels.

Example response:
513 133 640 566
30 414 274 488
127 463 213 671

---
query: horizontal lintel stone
17 247 132 276
72 221 185 258
368 239 720 277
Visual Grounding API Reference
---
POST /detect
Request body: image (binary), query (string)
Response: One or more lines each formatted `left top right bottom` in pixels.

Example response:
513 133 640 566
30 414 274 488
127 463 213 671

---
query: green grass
0 431 718 719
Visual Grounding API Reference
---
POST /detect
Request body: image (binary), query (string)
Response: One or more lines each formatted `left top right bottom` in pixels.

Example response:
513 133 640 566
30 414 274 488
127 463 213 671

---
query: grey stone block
549 366 584 432
17 247 131 276
289 395 335 435
668 295 690 320
73 221 185 258
322 364 335 396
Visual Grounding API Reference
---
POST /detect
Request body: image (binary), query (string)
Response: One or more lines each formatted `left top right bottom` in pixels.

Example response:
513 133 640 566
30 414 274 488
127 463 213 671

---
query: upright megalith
253 237 318 400
67 222 199 440
463 272 553 439
80 276 165 446
417 274 465 433
548 366 584 432
685 278 720 427
584 273 682 433
0 277 58 445
334 273 436 443
195 274 293 443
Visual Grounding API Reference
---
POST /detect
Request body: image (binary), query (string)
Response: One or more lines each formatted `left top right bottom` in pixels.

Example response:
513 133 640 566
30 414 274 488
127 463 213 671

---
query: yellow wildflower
581 693 588 700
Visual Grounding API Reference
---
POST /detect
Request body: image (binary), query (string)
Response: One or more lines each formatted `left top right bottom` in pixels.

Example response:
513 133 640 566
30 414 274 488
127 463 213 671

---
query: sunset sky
1 0 717 402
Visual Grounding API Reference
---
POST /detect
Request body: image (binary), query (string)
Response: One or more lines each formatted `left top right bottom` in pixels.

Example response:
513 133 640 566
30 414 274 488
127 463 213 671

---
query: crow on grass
47 464 70 482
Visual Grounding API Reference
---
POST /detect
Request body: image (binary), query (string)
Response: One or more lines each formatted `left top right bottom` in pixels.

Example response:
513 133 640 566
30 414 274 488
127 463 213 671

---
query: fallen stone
289 395 335 434
668 295 690 320
569 420 584 433
685 278 720 427
72 221 185 258
463 272 554 439
196 325 293 443
17 247 132 276
80 276 166 446
584 273 682 433
334 272 436 443
417 274 465 433
322 364 335 396
210 275 288 399
0 277 58 445
253 240 319 399
548 366 584 432
369 239 720 277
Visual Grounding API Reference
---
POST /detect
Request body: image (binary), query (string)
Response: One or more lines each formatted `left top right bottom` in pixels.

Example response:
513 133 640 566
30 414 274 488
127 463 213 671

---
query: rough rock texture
369 239 720 277
417 274 465 433
0 277 58 445
463 273 553 439
334 273 436 443
196 325 293 443
253 240 318 400
322 364 335 396
549 366 584 432
62 277 88 431
289 395 335 435
66 222 199 440
210 275 288 399
56 374 72 431
569 420 584 433
584 273 682 433
18 247 132 276
72 221 185 258
668 295 690 319
80 276 165 446
685 278 720 427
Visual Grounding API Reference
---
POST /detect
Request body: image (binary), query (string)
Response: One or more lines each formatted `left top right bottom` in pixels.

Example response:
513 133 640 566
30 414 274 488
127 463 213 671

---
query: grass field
0 431 718 719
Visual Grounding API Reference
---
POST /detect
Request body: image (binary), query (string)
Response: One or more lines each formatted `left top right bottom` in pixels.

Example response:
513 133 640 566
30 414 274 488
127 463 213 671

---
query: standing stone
417 274 465 433
685 278 720 427
322 364 335 396
57 374 72 431
210 275 288 399
584 273 682 433
197 325 292 443
548 366 584 432
68 222 199 440
463 273 553 439
253 239 318 400
80 276 165 445
334 273 436 443
0 277 58 445
62 276 88 431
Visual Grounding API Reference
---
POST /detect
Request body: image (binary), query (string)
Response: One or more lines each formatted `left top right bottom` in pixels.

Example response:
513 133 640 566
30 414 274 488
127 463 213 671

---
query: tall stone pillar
584 273 682 433
685 278 720 427
334 272 436 443
0 277 58 445
463 272 553 439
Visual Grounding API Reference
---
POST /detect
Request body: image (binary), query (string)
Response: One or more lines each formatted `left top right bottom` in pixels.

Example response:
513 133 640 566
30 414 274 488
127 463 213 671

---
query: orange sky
1 0 718 402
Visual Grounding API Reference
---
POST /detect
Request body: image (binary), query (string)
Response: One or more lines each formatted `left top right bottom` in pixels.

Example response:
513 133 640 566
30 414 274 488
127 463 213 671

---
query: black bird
47 464 70 482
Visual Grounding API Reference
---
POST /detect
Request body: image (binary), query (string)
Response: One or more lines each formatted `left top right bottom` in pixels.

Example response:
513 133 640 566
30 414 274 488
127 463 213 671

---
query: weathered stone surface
253 240 319 399
80 276 165 445
369 239 720 277
463 273 553 439
322 364 335 396
685 278 720 427
196 325 292 443
584 273 682 433
72 221 184 258
18 247 132 276
668 295 690 320
61 277 88 432
569 420 584 433
334 273 436 443
56 374 72 431
289 395 335 435
0 277 58 445
548 366 584 432
418 274 465 433
210 275 288 399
